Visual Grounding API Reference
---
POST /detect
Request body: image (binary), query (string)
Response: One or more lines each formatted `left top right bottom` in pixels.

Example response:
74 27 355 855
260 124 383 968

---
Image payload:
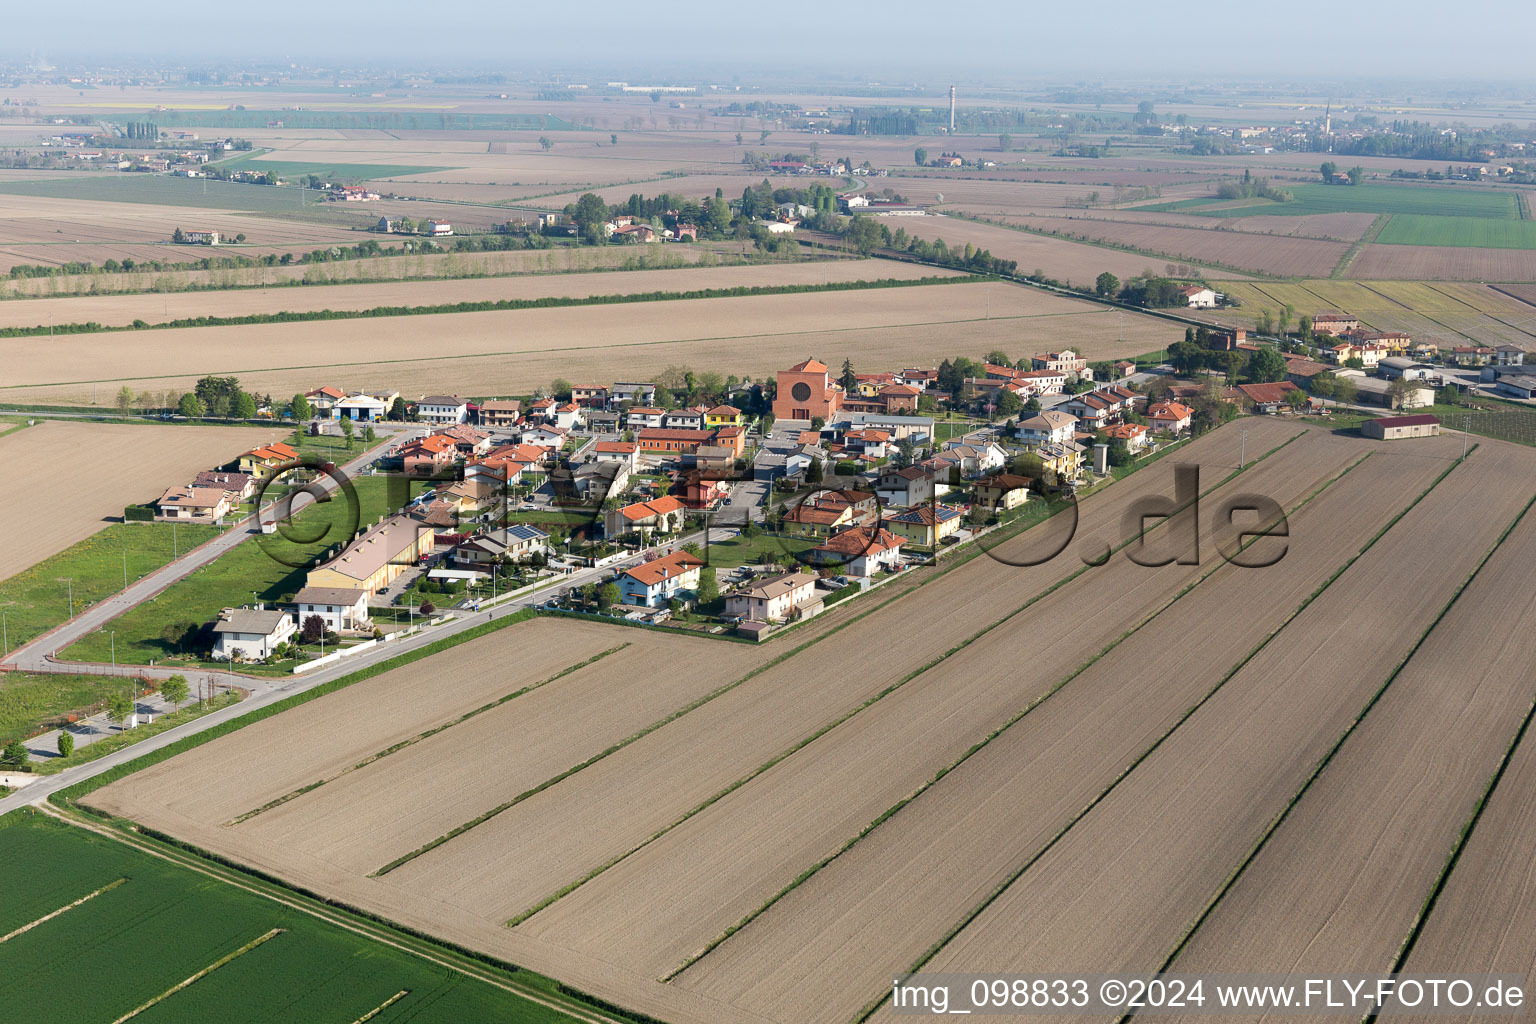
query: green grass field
699 530 818 568
1375 213 1536 248
0 814 583 1024
208 154 454 181
0 522 222 656
62 476 426 666
0 672 126 746
1142 183 1519 220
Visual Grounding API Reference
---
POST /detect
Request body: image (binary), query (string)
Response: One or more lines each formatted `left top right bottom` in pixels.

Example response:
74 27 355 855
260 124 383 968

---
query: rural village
2 44 1536 1024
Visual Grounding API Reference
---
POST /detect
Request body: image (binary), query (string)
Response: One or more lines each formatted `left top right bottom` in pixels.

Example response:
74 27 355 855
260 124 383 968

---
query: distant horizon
3 0 1534 82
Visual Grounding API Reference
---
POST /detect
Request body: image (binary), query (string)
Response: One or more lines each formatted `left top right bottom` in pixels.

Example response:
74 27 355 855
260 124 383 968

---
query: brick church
772 357 844 423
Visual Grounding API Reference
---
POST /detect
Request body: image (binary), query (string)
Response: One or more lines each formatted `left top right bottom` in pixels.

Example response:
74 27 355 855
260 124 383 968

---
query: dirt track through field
674 439 1460 1022
379 423 1303 918
0 419 284 582
518 431 1369 981
1157 470 1536 1024
892 446 1530 1014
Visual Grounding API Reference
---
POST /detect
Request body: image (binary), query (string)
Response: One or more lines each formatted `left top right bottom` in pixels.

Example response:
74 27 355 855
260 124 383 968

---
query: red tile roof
621 550 704 587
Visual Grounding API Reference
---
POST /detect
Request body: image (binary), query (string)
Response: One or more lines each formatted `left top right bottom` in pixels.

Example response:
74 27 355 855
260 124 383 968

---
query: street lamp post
66 578 73 619
110 630 115 669
123 549 128 590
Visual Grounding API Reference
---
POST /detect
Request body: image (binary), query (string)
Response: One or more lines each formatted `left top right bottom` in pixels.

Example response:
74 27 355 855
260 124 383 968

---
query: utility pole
1463 415 1470 461
3 610 8 657
1240 427 1247 469
66 578 73 619
123 549 128 590
110 630 115 669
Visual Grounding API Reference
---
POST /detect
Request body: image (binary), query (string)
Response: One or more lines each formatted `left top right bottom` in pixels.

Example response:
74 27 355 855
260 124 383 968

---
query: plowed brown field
675 439 1456 1022
1014 215 1349 277
897 447 1530 1010
1348 244 1536 281
0 419 284 582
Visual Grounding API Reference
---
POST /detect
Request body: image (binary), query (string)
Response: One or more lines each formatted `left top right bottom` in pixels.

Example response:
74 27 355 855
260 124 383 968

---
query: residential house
156 484 237 521
1148 401 1194 433
884 503 964 548
1012 369 1068 395
617 550 705 608
552 403 585 431
585 410 620 433
636 428 713 456
831 412 934 442
973 473 1033 511
611 382 658 406
1235 381 1303 413
1103 423 1150 450
477 400 522 427
1032 349 1089 375
627 407 667 430
694 444 735 473
783 443 829 479
592 441 640 472
306 514 433 597
431 424 493 457
940 439 1007 477
237 441 299 478
434 477 502 517
1036 440 1088 483
712 425 748 458
782 494 873 537
841 428 892 459
520 424 569 448
191 471 256 502
569 459 630 502
425 219 452 236
896 368 938 390
1449 345 1496 366
810 527 905 577
400 434 460 477
1014 409 1078 446
679 471 731 509
663 407 705 430
570 384 610 408
1180 285 1218 309
454 525 548 567
1284 359 1334 388
1493 344 1527 367
875 465 935 507
1312 313 1360 336
725 571 821 623
417 395 468 425
704 404 743 428
291 587 370 633
1060 391 1120 431
527 398 558 422
303 385 346 419
604 494 687 538
211 607 295 661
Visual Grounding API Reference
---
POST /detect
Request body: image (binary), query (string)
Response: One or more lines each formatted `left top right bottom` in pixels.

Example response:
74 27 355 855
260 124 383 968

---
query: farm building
1180 285 1218 309
1378 357 1439 381
177 229 220 245
1494 374 1536 400
1312 313 1360 336
1235 381 1303 413
1352 377 1434 409
1361 414 1441 441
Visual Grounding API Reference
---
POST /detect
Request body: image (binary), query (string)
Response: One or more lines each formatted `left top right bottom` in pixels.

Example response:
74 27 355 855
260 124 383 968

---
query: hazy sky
6 0 1535 79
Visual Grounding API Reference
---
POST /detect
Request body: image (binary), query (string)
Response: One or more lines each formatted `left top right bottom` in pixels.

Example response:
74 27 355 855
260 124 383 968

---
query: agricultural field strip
1156 491 1536 1021
0 282 1127 391
11 813 623 1024
86 618 633 829
519 432 1372 980
672 443 1454 1023
108 927 287 1024
233 638 767 873
1387 652 1536 1023
225 643 631 826
375 423 1306 916
1006 215 1349 278
0 261 954 331
900 448 1532 1011
0 877 126 944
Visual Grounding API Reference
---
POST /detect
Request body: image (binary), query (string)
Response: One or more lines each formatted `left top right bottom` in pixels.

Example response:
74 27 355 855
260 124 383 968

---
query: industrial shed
1361 414 1441 441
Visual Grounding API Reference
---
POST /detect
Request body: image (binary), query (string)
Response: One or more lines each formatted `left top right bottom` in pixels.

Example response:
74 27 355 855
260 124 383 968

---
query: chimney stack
949 84 956 134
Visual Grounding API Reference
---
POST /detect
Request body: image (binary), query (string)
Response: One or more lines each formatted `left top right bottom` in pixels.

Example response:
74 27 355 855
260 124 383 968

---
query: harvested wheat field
0 280 1178 406
1158 487 1536 1022
88 422 1295 1024
1348 244 1536 281
0 242 745 300
0 419 283 582
0 258 951 330
676 439 1456 1023
1013 214 1350 277
896 447 1530 1010
518 431 1367 984
899 216 1243 285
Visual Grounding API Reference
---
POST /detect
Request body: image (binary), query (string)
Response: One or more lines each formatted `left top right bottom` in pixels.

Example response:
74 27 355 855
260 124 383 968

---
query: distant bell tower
949 84 956 133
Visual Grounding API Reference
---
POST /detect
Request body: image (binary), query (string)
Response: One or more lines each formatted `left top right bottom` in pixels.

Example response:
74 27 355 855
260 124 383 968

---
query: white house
212 607 296 661
1014 409 1077 446
291 587 370 633
417 395 468 425
520 424 568 447
552 403 585 431
1181 285 1218 309
875 465 935 507
810 528 904 578
941 439 1007 476
337 392 390 422
625 407 666 430
616 550 704 608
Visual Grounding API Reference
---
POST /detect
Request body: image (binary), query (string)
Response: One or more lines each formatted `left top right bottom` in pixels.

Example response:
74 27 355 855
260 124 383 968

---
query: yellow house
884 503 964 548
237 441 299 479
1036 441 1086 483
973 473 1032 511
781 502 859 537
306 514 433 597
704 404 744 429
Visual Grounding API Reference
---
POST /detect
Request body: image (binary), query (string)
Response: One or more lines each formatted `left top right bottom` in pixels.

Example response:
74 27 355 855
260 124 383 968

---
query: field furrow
673 440 1458 1023
1158 485 1536 1024
517 433 1369 980
887 445 1532 1015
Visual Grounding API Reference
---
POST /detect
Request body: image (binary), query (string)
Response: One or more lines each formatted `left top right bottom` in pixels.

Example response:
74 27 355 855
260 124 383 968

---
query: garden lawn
0 814 583 1023
699 530 819 568
60 476 424 666
0 522 221 654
